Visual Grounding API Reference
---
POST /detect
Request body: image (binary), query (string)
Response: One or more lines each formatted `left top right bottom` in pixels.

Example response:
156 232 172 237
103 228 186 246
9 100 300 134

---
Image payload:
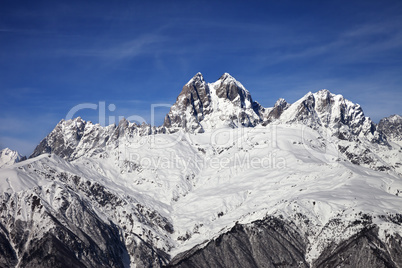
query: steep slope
0 154 172 267
168 217 309 268
6 125 402 267
169 218 402 268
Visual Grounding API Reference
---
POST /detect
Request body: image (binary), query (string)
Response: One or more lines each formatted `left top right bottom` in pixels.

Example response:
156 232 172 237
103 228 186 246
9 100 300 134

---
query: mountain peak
388 114 402 123
0 148 24 168
186 72 205 85
378 114 402 142
316 89 331 94
163 73 263 132
219 72 235 81
274 98 288 107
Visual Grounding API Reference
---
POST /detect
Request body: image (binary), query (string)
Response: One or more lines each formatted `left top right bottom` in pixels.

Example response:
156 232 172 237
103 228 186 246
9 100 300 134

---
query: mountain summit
163 73 263 132
163 73 382 143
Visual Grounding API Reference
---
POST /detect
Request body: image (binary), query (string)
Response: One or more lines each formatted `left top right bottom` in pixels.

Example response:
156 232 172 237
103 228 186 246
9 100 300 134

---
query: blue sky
1 0 401 156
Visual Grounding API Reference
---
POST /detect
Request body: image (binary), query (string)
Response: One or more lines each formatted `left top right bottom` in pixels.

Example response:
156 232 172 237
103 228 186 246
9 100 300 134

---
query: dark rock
167 216 308 268
378 115 402 142
313 227 401 268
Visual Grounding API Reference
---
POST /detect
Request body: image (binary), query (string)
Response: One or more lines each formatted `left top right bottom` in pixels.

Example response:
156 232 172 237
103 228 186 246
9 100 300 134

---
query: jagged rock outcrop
163 73 263 132
313 227 402 268
262 98 290 125
277 90 382 142
163 73 212 132
168 220 402 268
30 117 161 161
168 217 308 268
378 114 402 143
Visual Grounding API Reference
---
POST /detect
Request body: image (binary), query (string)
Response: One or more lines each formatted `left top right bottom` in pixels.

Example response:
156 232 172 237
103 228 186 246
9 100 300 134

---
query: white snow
0 148 23 168
2 122 401 264
1 79 401 266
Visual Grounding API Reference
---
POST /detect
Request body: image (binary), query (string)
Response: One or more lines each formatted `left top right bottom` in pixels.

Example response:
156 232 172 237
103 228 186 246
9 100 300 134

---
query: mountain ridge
1 72 401 267
29 73 396 173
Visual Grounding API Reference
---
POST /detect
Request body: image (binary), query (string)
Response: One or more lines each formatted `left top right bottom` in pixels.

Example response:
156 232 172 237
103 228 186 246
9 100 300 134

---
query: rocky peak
163 72 211 131
277 90 381 142
30 118 87 159
30 115 165 160
264 98 290 123
378 114 402 142
181 72 211 114
164 73 263 132
187 72 204 84
214 73 253 107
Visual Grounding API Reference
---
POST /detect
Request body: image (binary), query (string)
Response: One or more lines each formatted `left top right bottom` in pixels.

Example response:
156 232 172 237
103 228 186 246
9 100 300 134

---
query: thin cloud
57 34 167 60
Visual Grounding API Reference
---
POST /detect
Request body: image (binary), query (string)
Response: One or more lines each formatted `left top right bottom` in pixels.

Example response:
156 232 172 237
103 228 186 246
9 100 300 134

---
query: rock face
163 73 263 132
278 90 381 142
378 114 402 142
163 73 212 132
263 98 290 124
30 117 161 161
313 227 402 268
30 117 87 160
168 217 309 268
169 221 402 268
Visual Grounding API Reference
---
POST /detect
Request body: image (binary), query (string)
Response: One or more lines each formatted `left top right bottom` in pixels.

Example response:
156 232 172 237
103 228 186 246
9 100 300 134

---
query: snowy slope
1 73 402 267
3 125 402 266
0 148 24 168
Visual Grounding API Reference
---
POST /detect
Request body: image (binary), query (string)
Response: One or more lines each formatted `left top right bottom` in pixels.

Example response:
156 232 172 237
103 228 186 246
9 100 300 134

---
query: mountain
0 148 25 168
378 114 402 144
30 117 160 161
163 73 264 132
274 89 381 142
1 73 402 267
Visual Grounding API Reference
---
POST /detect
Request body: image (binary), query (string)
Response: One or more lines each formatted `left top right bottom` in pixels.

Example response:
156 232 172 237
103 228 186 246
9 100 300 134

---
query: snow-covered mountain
163 73 264 132
274 89 382 142
1 73 402 267
0 148 25 168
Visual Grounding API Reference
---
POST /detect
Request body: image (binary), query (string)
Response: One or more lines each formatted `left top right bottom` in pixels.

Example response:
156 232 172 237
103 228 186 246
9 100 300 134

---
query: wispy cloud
249 17 402 68
57 33 167 60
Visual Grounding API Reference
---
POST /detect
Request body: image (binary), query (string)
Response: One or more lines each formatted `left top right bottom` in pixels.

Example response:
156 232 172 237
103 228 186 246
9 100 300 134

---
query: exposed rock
313 227 402 268
168 217 308 268
163 73 263 132
378 114 402 142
